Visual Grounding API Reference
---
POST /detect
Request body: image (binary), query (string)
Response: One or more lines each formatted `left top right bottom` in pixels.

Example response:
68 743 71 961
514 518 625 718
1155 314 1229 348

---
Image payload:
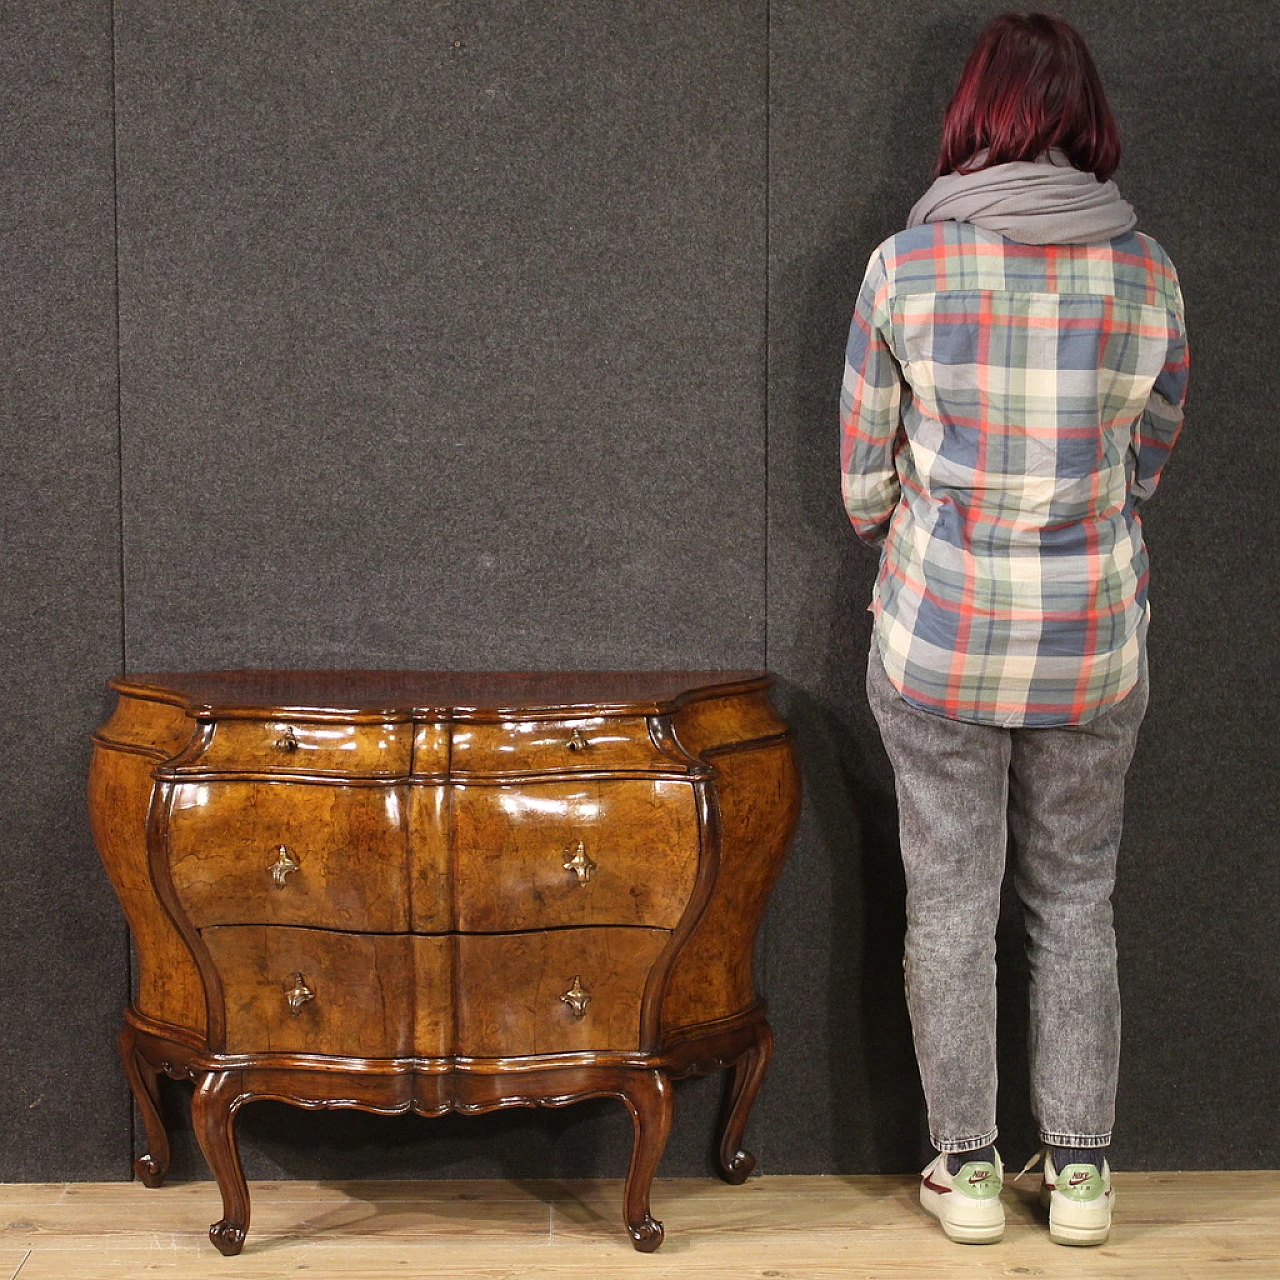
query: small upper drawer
450 716 669 775
184 719 412 775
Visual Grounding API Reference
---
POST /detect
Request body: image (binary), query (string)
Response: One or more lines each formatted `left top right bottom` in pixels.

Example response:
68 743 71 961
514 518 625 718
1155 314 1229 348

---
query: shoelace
1011 1147 1047 1184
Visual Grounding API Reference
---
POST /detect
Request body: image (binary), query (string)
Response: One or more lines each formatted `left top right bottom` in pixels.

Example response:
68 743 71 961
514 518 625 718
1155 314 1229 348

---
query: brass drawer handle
269 846 300 888
560 976 590 1019
563 840 597 885
566 729 589 752
285 973 314 1014
275 726 300 752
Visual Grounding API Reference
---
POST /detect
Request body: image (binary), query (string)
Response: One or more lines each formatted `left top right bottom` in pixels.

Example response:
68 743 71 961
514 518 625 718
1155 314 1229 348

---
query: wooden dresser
89 670 800 1255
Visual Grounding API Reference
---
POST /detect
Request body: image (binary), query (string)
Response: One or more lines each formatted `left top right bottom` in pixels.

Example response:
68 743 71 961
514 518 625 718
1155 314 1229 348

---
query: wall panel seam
110 0 127 679
761 0 772 1173
763 0 771 680
109 0 133 1171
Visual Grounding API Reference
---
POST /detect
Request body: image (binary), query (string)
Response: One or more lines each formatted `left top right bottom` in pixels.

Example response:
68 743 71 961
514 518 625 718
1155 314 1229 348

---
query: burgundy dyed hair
937 12 1121 181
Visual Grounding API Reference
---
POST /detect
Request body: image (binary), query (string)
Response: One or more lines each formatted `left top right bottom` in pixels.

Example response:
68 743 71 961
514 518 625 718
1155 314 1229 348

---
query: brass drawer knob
269 846 300 888
566 728 589 752
285 973 315 1014
563 840 597 885
560 976 590 1019
275 726 300 752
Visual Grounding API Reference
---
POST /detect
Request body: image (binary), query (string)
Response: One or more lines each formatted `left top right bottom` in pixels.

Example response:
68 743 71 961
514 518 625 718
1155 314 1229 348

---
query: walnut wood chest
89 670 800 1254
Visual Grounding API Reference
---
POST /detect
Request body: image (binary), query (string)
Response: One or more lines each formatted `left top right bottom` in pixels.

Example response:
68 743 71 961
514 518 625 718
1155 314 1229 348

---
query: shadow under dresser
89 669 801 1254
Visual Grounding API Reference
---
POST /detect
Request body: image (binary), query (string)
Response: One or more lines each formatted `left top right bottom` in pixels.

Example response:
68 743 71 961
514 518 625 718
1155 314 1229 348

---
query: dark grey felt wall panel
763 0 1280 1174
113 0 766 1179
116 0 768 676
6 0 1276 1185
0 1 126 1178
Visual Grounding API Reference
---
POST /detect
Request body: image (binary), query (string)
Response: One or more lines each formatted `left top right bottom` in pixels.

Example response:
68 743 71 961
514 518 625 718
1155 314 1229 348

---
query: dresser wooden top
110 670 774 718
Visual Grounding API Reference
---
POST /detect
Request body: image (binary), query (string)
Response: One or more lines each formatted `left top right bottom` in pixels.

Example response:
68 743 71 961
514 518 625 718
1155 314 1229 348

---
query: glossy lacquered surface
90 670 799 1256
186 719 413 776
110 669 774 717
450 716 670 775
168 782 410 931
451 779 699 931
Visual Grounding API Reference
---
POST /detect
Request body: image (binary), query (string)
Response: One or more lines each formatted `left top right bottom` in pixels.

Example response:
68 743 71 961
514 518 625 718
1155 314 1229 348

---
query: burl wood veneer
89 670 800 1255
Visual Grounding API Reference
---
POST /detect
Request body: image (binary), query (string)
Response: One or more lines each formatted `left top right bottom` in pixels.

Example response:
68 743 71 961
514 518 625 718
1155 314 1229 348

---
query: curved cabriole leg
621 1069 674 1252
191 1071 249 1256
716 1021 773 1184
118 1027 170 1188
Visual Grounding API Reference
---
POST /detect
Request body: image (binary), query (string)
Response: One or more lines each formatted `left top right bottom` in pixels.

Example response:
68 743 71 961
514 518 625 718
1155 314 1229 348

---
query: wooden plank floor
0 1172 1275 1279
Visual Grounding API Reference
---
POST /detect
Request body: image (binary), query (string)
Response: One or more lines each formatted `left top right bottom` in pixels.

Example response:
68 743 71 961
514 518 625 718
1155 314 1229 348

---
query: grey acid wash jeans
866 638 1149 1154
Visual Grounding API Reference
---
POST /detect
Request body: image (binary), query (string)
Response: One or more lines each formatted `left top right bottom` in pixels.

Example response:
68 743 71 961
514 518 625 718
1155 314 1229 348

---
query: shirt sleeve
1131 288 1189 506
840 248 904 547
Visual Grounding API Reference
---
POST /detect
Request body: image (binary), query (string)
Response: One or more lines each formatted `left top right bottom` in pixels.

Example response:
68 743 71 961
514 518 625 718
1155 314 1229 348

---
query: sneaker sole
1049 1220 1111 1246
920 1184 1004 1244
1040 1183 1112 1246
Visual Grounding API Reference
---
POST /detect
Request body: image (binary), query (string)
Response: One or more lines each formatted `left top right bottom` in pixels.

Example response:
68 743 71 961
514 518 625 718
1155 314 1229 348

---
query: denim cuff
931 1127 998 1154
1040 1130 1112 1147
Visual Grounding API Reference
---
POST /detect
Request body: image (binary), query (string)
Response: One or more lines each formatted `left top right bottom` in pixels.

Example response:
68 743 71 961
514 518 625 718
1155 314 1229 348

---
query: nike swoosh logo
922 1175 952 1194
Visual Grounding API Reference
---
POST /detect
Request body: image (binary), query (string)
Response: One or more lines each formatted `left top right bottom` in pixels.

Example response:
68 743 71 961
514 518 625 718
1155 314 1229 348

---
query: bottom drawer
456 927 670 1058
204 926 450 1059
203 924 669 1059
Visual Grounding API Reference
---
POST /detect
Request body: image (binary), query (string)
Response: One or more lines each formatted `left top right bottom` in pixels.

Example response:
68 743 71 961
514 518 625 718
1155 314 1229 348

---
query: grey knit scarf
907 148 1136 245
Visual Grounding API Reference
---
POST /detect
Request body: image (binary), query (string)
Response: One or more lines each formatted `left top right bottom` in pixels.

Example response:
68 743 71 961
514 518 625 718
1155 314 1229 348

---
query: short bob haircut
937 12 1121 182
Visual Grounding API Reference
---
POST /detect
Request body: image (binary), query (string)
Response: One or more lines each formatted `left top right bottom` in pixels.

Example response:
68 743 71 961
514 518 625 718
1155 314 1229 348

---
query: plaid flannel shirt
841 222 1188 727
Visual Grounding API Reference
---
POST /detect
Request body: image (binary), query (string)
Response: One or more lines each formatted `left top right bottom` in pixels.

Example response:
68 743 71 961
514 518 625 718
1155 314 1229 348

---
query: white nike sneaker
919 1150 1005 1243
1040 1150 1114 1245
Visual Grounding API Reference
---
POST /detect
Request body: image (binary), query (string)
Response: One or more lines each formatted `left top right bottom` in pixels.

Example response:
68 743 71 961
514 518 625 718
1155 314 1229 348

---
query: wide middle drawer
450 778 700 931
168 780 409 931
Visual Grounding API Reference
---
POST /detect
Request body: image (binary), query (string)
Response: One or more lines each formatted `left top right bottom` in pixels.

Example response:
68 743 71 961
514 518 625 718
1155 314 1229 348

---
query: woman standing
840 12 1188 1247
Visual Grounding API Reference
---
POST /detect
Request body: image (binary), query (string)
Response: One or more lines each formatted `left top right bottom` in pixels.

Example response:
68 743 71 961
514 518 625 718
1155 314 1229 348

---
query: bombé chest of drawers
89 670 800 1255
